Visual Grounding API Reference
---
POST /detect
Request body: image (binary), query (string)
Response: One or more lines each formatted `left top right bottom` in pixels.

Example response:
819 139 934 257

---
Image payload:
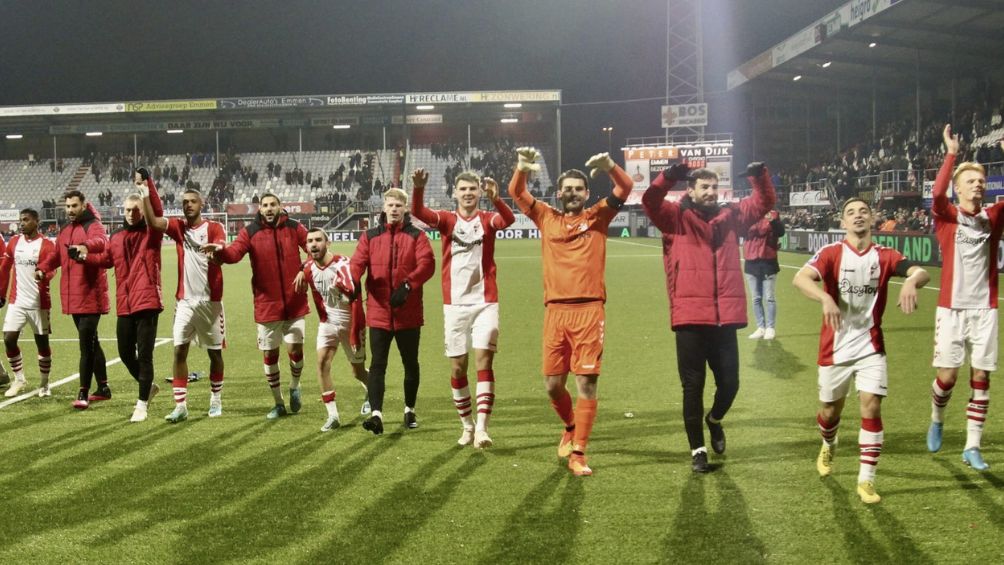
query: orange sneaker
557 430 575 458
568 454 592 476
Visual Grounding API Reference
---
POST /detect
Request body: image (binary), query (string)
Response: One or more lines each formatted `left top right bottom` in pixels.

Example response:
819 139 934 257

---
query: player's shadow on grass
0 421 108 475
935 459 1004 531
477 467 583 564
302 444 482 563
661 470 767 562
749 339 807 378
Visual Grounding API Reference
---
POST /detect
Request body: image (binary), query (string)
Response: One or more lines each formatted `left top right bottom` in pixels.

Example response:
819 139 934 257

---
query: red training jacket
36 202 110 315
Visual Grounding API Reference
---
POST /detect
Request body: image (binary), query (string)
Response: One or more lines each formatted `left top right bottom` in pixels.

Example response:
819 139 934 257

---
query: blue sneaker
962 448 990 471
289 388 302 414
927 422 943 452
266 404 287 420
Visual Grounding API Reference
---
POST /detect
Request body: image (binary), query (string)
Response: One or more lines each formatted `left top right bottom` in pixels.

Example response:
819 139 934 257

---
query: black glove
136 167 151 181
390 282 410 308
663 163 690 182
66 246 81 261
746 162 766 179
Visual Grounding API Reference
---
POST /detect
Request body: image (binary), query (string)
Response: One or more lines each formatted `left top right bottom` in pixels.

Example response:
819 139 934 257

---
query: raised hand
943 124 960 155
411 168 428 189
516 147 541 173
663 163 690 182
585 152 615 179
483 177 499 200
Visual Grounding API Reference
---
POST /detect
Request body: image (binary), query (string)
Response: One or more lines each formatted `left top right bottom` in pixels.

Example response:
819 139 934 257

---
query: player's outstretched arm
793 266 841 330
486 177 516 229
409 168 439 227
897 265 930 314
212 228 251 264
739 162 777 227
642 165 687 233
931 124 958 218
508 147 541 214
136 170 167 233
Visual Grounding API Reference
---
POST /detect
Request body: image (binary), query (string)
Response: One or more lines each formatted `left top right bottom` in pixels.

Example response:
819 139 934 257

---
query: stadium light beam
5 134 23 140
504 103 522 108
332 124 351 129
166 129 184 134
500 118 518 123
416 105 435 110
86 131 103 136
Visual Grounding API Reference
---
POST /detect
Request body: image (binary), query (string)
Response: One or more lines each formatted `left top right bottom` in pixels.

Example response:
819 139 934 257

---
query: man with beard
301 228 368 432
205 194 309 420
80 169 166 421
642 162 775 473
507 147 632 477
350 188 435 435
163 189 228 422
411 169 514 448
35 190 111 409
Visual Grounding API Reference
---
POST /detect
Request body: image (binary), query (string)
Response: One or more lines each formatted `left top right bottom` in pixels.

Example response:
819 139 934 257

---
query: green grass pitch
0 237 1001 563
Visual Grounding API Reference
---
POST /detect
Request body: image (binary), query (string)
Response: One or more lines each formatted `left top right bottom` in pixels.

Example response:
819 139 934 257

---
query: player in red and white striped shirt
163 190 228 422
411 168 515 448
301 228 369 432
794 197 929 504
926 126 1004 471
0 209 56 397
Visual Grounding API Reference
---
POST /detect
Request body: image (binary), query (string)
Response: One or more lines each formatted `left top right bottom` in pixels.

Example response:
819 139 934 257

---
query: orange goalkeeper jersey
509 167 631 304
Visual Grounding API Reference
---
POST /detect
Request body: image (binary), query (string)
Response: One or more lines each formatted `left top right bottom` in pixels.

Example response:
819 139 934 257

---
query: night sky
1 0 845 178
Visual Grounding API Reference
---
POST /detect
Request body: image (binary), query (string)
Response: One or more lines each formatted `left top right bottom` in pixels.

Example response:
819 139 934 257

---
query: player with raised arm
162 189 228 422
925 125 1004 471
0 209 56 397
80 168 167 422
411 168 515 448
35 190 111 409
302 228 368 431
793 197 929 504
508 147 632 476
206 194 310 420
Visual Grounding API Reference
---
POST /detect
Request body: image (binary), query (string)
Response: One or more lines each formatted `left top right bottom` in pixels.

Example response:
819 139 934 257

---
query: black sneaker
404 411 418 429
692 451 710 473
88 385 112 402
705 414 726 455
362 415 384 435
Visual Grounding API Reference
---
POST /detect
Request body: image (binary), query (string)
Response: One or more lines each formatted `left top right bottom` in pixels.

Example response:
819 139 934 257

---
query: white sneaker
37 386 51 398
130 405 149 422
208 396 223 418
4 379 27 397
320 415 341 432
458 427 475 446
360 400 372 415
764 328 776 340
474 429 493 449
748 327 765 340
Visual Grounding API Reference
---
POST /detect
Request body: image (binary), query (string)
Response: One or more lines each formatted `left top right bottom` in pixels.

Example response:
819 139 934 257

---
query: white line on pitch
17 337 173 343
0 338 173 410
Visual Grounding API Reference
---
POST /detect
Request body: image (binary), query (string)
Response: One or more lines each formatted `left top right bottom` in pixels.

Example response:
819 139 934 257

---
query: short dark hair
840 197 870 214
182 188 203 199
557 169 589 190
260 192 280 205
306 227 328 239
19 208 39 221
63 190 85 202
687 168 719 188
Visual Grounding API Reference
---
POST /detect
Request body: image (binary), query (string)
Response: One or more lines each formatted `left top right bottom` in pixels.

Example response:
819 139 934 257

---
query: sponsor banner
0 209 22 222
623 143 733 192
49 118 288 134
406 92 474 104
0 102 124 117
326 94 405 105
390 114 444 125
405 90 560 105
309 117 360 127
782 229 942 265
125 100 217 112
788 190 831 207
661 103 708 128
610 211 630 228
218 96 325 110
226 202 316 215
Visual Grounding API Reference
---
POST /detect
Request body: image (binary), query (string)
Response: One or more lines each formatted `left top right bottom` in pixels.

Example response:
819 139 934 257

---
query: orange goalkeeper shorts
542 301 605 376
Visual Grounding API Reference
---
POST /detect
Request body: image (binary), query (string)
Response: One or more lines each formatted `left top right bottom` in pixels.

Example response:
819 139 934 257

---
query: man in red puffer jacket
351 187 435 435
643 162 776 473
208 193 309 420
81 168 165 422
36 190 111 409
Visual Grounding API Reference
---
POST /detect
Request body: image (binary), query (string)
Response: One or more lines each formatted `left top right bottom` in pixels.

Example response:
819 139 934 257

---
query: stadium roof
727 0 1004 95
0 90 561 135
